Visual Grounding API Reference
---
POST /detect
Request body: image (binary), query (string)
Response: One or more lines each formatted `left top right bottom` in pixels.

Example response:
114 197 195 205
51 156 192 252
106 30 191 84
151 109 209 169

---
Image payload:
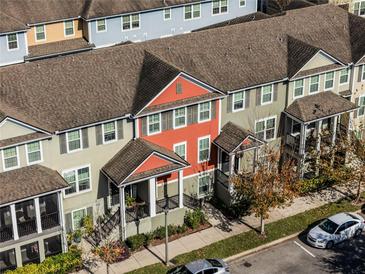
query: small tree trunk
260 215 265 235
355 180 361 204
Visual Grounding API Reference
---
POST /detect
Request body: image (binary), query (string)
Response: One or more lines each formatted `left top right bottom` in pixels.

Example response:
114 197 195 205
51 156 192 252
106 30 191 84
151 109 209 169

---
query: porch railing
0 224 13 242
18 219 37 237
215 169 229 189
285 134 300 154
183 194 201 209
156 195 179 214
41 212 60 230
126 204 149 223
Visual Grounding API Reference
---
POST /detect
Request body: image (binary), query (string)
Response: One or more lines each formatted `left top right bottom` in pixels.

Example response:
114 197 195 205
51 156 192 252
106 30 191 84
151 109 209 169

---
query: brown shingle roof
285 91 358 123
102 138 189 185
0 165 68 205
0 11 27 34
0 132 50 149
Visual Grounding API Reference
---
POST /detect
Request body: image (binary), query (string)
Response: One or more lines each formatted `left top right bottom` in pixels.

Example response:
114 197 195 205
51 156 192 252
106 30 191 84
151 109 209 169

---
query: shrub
125 234 145 251
176 224 188 234
94 241 130 264
184 209 206 229
82 215 94 236
153 226 166 240
297 177 334 194
144 232 154 246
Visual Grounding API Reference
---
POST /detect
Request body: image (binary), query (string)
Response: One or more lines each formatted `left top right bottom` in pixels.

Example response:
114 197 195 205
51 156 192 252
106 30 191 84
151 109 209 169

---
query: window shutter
211 101 216 119
358 66 363 82
273 84 278 102
162 112 168 131
245 90 250 109
256 88 262 106
167 111 173 130
82 128 89 149
354 97 359 118
95 125 103 145
117 120 124 139
65 212 72 233
227 95 233 113
192 105 198 123
141 117 147 136
187 106 193 125
59 133 67 154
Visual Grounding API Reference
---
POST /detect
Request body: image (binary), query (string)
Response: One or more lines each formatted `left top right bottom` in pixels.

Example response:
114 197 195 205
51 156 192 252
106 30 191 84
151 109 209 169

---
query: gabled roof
102 138 189 185
348 13 365 64
0 11 27 34
0 132 50 149
285 91 358 123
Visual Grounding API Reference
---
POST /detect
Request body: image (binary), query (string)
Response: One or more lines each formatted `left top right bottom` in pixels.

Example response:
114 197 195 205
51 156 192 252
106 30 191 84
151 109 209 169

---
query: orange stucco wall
134 155 173 174
27 19 83 46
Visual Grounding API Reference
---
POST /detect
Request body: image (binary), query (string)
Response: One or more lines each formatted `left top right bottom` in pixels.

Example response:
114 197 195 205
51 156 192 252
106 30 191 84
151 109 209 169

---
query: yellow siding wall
27 19 83 46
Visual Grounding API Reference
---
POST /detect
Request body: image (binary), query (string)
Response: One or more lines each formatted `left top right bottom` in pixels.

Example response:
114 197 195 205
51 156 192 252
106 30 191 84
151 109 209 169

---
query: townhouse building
327 0 365 15
0 0 257 67
0 4 364 270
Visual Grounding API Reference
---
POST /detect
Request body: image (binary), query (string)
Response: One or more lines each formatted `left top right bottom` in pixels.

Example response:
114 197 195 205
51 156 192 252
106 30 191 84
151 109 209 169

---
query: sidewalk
78 183 362 274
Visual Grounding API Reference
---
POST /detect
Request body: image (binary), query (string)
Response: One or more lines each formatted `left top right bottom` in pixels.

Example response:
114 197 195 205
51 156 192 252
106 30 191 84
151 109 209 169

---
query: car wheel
355 229 362 238
326 241 334 249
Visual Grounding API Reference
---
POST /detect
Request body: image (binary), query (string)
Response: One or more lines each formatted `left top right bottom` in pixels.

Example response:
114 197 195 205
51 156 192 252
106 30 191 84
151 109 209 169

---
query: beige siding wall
352 64 365 131
301 52 336 71
0 120 36 140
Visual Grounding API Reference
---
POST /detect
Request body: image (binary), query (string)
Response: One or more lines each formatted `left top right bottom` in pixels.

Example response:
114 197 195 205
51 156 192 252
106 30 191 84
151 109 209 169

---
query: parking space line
293 241 316 258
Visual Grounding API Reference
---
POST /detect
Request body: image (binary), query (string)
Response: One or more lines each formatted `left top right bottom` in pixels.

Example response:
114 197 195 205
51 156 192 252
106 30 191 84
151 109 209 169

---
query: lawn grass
127 194 364 274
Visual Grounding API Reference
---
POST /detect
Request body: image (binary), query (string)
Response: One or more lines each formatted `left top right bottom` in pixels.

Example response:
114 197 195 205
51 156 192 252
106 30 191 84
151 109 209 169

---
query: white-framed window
26 141 43 165
174 107 187 128
233 91 245 111
324 71 334 90
35 25 46 41
164 8 171 20
362 65 365 81
293 79 304 98
96 19 106 32
339 68 349 84
103 121 117 143
212 0 228 15
198 172 211 197
7 33 18 50
122 14 140 31
72 208 86 230
64 165 91 196
184 4 201 20
198 102 211 122
64 20 74 36
239 0 246 7
309 75 319 93
66 130 82 153
174 142 187 160
358 96 365 117
198 136 210 163
2 146 19 171
261 84 273 105
147 113 161 135
354 1 365 16
255 116 276 141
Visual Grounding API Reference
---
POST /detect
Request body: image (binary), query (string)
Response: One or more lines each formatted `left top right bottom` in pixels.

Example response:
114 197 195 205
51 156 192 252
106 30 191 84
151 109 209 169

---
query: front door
221 151 230 175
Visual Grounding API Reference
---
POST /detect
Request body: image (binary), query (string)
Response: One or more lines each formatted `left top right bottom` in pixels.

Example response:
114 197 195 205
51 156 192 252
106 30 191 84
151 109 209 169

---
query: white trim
358 95 365 117
183 3 201 21
239 0 246 8
2 146 20 171
135 118 140 138
160 167 216 186
24 31 29 56
198 101 211 123
6 33 19 51
173 141 187 161
293 78 305 99
62 164 92 198
102 121 117 144
197 171 213 198
25 140 43 165
71 207 87 231
228 78 287 94
261 84 274 105
0 59 24 67
218 99 222 132
173 107 187 129
255 115 277 142
362 65 365 82
63 20 75 37
34 197 42 234
147 113 162 136
34 24 46 42
149 178 156 217
1 189 65 207
163 8 172 21
232 90 245 112
65 129 83 153
324 71 335 91
96 18 107 33
197 135 211 163
0 117 51 135
121 13 141 32
211 0 229 16
0 136 50 150
10 204 19 240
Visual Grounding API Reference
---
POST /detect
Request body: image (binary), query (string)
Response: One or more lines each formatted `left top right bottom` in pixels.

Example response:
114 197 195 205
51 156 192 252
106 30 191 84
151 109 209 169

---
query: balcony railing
126 204 149 223
0 224 13 242
41 212 60 230
285 134 300 154
156 195 179 214
18 219 37 237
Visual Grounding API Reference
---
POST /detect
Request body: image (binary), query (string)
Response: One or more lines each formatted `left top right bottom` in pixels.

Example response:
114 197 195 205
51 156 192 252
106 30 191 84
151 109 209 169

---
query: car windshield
319 219 339 234
206 259 222 268
167 265 193 274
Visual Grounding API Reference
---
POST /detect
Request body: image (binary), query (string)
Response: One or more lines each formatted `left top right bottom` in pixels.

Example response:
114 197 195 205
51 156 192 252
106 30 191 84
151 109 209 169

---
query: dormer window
35 25 46 41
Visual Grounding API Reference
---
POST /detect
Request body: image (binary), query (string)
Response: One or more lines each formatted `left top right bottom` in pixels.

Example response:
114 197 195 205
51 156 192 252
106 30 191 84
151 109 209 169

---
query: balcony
156 195 179 214
126 203 149 223
41 212 60 230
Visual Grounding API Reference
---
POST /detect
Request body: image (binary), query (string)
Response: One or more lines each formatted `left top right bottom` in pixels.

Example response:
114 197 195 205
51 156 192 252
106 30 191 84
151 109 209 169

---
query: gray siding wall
89 0 257 47
0 32 27 66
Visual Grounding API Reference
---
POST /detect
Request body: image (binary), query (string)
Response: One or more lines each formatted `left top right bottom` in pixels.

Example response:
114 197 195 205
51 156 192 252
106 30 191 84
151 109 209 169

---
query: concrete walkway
77 183 362 274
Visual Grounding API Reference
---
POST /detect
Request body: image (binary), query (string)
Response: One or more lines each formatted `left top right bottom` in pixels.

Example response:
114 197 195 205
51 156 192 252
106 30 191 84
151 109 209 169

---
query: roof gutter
227 77 289 94
26 16 81 26
24 45 94 62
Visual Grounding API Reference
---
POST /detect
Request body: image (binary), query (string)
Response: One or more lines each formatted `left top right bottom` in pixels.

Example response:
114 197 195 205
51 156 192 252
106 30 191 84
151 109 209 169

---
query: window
7 34 18 50
339 68 349 84
174 142 186 160
212 0 228 15
233 91 245 111
198 136 210 162
2 147 19 170
362 65 365 81
309 75 319 93
198 102 211 122
164 8 171 20
148 114 161 135
35 25 46 41
354 1 365 16
21 242 40 265
44 235 62 257
64 166 91 196
324 71 334 90
255 117 276 141
174 107 186 128
67 130 82 152
26 141 42 164
64 20 74 36
122 14 140 30
198 173 210 197
293 79 304 98
0 249 17 272
239 0 246 7
358 96 365 117
103 121 116 143
72 208 86 230
261 84 273 105
96 19 106 32
184 4 200 20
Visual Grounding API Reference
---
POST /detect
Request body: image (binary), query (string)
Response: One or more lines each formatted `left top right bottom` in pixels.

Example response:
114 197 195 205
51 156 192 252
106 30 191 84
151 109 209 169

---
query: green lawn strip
127 195 363 274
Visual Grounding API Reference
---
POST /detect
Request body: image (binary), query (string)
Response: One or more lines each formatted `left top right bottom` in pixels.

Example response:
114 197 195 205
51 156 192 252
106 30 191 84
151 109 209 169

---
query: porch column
178 170 184 208
149 178 156 217
229 154 235 175
299 123 307 178
10 204 19 240
34 197 42 234
58 192 68 252
119 186 127 241
252 147 259 173
217 148 222 171
316 120 322 153
331 116 338 145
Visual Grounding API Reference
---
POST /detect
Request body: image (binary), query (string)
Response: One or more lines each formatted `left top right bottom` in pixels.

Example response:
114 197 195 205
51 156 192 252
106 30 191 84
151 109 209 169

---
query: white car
307 212 364 249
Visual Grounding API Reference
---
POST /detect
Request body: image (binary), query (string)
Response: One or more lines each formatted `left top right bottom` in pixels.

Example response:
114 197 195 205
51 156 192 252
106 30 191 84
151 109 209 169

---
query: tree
230 146 299 235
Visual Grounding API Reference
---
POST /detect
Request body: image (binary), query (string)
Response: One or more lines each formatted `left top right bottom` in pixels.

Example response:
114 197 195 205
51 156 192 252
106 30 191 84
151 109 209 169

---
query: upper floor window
174 142 187 160
198 136 210 163
103 121 116 143
261 84 273 105
255 117 276 141
184 4 201 20
67 130 82 152
64 20 74 36
239 0 246 7
359 96 365 117
309 75 319 93
96 19 106 32
354 1 365 16
293 79 304 98
148 114 161 135
174 107 187 128
122 14 140 30
233 91 245 111
2 146 19 171
362 65 365 81
7 33 18 50
212 0 228 15
26 141 42 164
339 68 349 84
324 71 334 90
198 102 211 122
64 166 91 196
164 8 171 20
35 25 46 41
